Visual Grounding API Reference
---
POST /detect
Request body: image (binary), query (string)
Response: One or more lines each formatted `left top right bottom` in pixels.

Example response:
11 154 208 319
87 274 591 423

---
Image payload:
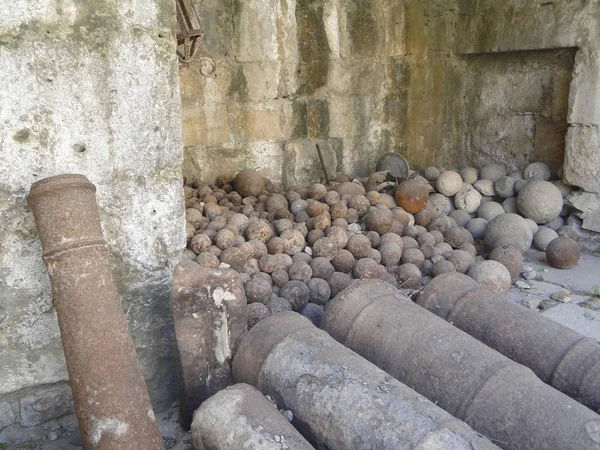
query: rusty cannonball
288 261 313 284
233 169 265 198
266 194 288 213
215 228 236 250
395 263 422 289
190 233 212 254
313 237 339 261
195 252 220 269
266 236 285 254
245 219 273 243
489 244 524 278
349 195 370 216
366 207 393 234
331 201 348 220
331 249 356 273
394 179 430 214
546 237 580 269
346 234 372 259
280 280 310 311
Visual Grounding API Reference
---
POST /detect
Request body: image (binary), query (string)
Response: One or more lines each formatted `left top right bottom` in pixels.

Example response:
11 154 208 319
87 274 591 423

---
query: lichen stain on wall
181 0 408 186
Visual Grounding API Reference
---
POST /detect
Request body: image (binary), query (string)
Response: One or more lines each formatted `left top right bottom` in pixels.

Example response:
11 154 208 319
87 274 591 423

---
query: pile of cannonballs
182 161 582 329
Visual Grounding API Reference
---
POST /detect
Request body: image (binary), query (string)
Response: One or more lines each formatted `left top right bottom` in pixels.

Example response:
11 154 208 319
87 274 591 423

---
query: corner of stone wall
0 0 185 444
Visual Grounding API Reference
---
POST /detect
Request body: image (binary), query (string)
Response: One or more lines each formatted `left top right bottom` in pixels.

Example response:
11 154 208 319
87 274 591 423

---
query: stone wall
456 0 600 190
181 0 408 186
0 0 185 444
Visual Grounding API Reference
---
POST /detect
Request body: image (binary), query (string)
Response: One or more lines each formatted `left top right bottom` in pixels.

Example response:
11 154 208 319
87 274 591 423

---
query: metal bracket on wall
176 0 216 76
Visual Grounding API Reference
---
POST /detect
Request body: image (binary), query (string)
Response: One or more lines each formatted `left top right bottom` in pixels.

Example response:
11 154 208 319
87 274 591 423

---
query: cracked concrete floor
509 249 600 341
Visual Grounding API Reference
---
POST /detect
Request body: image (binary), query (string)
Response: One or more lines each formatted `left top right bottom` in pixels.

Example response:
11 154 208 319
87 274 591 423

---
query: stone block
307 99 330 139
171 260 247 430
243 101 294 141
564 125 600 193
282 139 337 188
235 0 281 63
19 384 73 427
568 48 600 126
344 0 383 59
565 191 600 232
328 96 357 138
183 103 230 148
0 310 67 396
0 401 16 429
327 59 388 97
242 61 280 102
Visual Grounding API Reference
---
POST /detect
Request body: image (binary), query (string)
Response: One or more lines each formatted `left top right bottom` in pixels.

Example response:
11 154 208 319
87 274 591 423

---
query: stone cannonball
424 166 440 182
454 183 482 213
247 303 270 329
467 260 512 294
395 263 423 289
494 176 516 198
533 227 559 251
436 170 463 196
489 244 524 279
233 169 265 198
466 218 487 240
484 213 533 252
546 237 580 269
459 167 479 184
517 181 563 224
523 162 551 181
366 207 393 234
428 193 452 218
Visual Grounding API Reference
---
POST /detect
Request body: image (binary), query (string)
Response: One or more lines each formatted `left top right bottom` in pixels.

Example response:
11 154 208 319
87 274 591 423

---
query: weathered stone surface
564 126 600 194
282 139 337 188
0 400 15 429
565 191 600 232
19 384 73 427
171 260 248 429
191 383 315 450
0 0 185 441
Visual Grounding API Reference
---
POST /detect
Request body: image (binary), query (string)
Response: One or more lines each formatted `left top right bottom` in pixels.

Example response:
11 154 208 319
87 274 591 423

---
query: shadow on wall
459 48 577 176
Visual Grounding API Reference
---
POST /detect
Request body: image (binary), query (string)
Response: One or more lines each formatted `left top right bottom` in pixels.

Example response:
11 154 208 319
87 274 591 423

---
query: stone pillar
323 279 600 450
171 260 247 430
27 174 163 450
233 312 499 450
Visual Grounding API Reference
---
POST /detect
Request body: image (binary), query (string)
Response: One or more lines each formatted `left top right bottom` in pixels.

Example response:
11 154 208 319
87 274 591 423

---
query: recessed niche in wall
461 48 577 174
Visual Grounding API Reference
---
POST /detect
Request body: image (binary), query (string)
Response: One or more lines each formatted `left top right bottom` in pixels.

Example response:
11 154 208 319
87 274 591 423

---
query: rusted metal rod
418 272 600 413
323 279 600 450
27 174 163 450
233 312 499 450
315 143 330 184
191 383 315 450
